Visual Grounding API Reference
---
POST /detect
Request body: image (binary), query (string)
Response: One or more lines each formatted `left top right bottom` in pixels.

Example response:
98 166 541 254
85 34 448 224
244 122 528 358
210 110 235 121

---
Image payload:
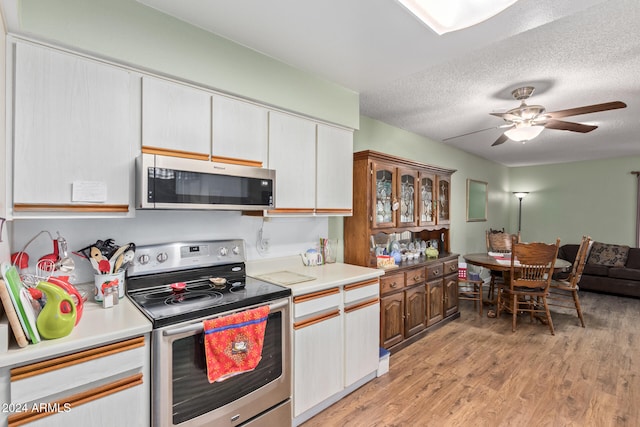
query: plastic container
377 347 390 377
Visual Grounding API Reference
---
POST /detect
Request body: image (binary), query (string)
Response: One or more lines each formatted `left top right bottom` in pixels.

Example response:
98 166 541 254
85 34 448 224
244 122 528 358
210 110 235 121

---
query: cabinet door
212 94 268 166
293 312 343 416
426 279 444 326
380 292 404 348
398 169 418 227
344 299 380 387
316 124 353 214
436 175 451 225
444 273 459 317
268 111 316 212
418 171 436 226
141 75 211 156
405 286 426 337
371 161 396 228
13 42 134 211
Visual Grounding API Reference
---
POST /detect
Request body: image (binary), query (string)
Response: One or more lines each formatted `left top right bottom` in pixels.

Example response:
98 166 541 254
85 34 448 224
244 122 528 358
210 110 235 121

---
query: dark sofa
557 242 640 298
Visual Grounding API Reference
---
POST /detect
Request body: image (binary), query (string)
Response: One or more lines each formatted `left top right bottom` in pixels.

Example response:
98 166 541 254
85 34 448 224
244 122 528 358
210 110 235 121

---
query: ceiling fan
444 86 626 147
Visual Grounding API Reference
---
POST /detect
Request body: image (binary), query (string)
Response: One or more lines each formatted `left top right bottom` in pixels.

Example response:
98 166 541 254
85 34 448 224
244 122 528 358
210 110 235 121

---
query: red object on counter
10 252 29 269
171 282 187 292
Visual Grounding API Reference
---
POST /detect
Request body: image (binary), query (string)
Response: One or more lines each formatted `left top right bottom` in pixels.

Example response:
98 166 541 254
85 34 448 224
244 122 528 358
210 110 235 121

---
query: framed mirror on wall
467 179 488 222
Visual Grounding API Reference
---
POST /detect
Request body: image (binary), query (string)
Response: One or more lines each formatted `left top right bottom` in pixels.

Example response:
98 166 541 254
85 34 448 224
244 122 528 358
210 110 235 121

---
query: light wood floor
302 291 640 427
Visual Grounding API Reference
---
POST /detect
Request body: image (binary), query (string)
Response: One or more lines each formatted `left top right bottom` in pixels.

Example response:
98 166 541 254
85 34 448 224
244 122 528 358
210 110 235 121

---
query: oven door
152 298 291 427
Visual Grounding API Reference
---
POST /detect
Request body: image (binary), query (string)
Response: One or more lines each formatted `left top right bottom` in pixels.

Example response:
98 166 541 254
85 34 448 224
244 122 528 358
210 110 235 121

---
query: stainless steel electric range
126 239 292 427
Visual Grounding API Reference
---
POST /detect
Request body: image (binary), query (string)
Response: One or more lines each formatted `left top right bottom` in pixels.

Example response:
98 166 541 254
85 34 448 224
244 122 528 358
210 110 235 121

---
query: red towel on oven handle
203 305 270 383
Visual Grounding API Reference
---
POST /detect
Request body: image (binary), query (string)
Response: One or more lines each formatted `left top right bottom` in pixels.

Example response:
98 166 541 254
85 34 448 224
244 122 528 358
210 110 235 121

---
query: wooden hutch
344 150 459 352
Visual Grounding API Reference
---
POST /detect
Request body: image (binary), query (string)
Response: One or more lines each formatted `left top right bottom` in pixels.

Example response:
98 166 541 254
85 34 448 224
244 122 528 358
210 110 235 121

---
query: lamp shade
504 125 545 142
513 192 529 199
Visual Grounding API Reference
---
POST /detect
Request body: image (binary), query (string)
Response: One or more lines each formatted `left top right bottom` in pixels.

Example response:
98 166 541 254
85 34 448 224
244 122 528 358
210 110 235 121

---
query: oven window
148 167 273 206
171 312 283 424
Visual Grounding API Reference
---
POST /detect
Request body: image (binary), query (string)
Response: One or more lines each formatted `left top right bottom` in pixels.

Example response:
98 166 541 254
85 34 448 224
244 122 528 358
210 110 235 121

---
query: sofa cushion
608 267 640 281
587 242 630 267
625 248 640 269
583 263 610 277
557 244 579 264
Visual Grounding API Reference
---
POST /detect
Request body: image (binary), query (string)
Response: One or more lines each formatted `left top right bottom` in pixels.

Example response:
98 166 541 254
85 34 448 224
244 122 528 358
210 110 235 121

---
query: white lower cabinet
344 279 380 387
292 279 380 424
293 288 343 417
6 336 149 427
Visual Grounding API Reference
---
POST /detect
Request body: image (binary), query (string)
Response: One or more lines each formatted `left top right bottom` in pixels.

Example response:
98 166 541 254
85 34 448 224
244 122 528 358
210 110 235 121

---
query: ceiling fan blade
544 120 598 133
546 101 626 119
491 133 508 147
442 126 498 141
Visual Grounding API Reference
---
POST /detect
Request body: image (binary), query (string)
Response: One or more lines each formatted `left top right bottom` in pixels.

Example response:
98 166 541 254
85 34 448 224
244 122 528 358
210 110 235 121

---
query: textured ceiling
71 1 640 165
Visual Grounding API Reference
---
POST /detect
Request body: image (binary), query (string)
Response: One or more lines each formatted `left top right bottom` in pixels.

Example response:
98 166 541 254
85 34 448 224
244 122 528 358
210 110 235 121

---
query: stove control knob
156 252 169 263
232 246 240 255
219 247 228 257
138 254 150 265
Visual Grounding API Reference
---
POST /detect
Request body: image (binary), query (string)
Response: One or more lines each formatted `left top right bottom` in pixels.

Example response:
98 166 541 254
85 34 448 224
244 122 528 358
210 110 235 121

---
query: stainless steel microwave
136 153 275 210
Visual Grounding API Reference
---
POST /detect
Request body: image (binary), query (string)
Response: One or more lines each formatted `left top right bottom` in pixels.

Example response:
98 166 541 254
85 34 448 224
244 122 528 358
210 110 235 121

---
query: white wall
10 211 328 284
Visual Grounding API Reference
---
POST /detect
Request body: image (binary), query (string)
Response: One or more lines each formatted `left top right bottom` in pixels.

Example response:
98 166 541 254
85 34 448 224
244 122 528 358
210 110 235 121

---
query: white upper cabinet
268 111 317 212
12 42 135 215
316 124 353 214
141 76 211 158
212 94 268 167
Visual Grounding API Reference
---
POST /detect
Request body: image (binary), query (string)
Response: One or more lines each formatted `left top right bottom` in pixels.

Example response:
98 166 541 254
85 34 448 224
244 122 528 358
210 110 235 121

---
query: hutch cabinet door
397 168 418 227
418 171 436 226
268 111 316 211
141 75 211 156
436 175 451 225
316 124 353 213
380 292 404 348
404 286 426 337
426 279 444 326
444 273 459 317
371 161 397 229
212 94 268 166
13 42 134 210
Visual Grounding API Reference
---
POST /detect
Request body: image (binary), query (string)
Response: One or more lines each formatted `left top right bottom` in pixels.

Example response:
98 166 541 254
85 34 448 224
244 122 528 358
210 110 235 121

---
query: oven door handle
162 299 289 337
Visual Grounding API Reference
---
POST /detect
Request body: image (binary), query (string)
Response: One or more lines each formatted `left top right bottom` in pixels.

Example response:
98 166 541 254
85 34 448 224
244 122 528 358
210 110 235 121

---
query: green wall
509 157 640 246
17 0 359 129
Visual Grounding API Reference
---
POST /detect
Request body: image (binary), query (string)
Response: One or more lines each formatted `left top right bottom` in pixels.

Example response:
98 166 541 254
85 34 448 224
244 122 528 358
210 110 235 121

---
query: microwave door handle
162 299 289 337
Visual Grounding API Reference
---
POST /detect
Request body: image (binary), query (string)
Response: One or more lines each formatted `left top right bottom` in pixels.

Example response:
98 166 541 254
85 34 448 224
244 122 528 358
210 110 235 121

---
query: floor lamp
513 192 529 233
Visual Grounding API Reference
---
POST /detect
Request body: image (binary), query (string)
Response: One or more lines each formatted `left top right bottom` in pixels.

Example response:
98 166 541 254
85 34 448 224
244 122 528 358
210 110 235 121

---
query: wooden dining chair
458 266 484 316
496 237 561 335
547 235 591 327
485 228 521 302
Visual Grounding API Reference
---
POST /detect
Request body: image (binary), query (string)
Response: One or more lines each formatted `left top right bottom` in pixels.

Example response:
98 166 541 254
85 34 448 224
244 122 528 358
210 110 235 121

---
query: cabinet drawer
426 263 444 280
380 272 404 295
443 259 458 276
344 279 379 304
10 336 146 406
293 287 341 319
405 267 426 286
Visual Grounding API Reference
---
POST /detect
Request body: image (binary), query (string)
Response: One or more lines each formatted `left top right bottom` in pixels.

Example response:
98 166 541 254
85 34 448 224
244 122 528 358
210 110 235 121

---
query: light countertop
0 258 381 367
0 283 152 369
247 256 384 296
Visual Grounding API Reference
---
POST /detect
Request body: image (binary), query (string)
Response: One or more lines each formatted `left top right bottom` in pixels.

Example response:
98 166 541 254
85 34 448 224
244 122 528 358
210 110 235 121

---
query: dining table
462 253 572 315
463 253 572 273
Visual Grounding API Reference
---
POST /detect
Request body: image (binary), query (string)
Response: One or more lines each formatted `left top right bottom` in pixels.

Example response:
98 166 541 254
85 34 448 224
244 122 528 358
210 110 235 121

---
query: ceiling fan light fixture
397 0 519 35
504 124 545 142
